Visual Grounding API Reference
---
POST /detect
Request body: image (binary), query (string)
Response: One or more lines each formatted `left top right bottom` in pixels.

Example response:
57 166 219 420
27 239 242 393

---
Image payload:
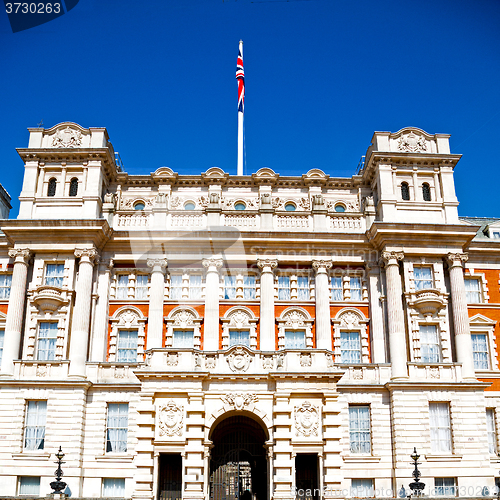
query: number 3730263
5 3 61 14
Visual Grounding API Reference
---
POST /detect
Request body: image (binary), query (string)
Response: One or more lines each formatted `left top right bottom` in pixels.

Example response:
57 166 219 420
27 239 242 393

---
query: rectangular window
429 403 452 453
170 275 183 300
285 330 306 349
37 322 58 361
173 329 194 348
297 276 310 300
340 331 361 363
0 329 4 367
472 334 489 369
0 274 12 299
434 478 456 496
106 403 128 453
24 401 47 451
44 263 64 287
487 409 497 455
19 476 40 495
103 478 125 497
189 275 203 299
278 276 290 300
116 275 129 299
465 278 482 303
420 325 441 363
224 275 237 299
116 330 138 362
331 277 343 301
350 277 362 301
243 275 256 299
229 330 250 347
135 275 149 299
351 479 374 498
349 405 371 454
414 266 433 290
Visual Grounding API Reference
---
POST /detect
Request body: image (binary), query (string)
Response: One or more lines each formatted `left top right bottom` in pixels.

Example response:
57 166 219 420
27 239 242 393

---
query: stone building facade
0 122 499 499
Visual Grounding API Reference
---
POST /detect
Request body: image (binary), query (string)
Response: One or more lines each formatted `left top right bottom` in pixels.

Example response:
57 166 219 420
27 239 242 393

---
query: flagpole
237 40 244 176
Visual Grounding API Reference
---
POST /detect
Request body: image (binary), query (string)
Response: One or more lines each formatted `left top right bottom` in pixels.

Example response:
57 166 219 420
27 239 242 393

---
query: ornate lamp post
49 446 67 496
408 447 425 498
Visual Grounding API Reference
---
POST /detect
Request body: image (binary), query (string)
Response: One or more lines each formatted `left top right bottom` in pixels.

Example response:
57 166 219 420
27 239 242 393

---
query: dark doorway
158 454 182 500
295 454 319 500
210 415 268 500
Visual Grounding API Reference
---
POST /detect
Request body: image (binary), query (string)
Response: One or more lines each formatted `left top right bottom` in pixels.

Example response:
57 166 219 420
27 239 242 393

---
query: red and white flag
236 46 245 113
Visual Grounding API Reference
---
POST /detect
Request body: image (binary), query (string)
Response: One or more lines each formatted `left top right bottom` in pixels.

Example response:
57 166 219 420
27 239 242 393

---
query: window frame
348 405 371 454
419 324 442 363
471 333 489 369
165 307 202 349
333 309 369 364
109 306 146 362
102 477 126 497
487 408 498 455
0 273 12 299
277 308 313 349
229 329 251 347
434 477 457 497
340 330 361 364
429 402 452 454
221 307 257 349
18 476 41 496
69 177 79 197
464 277 482 303
172 329 195 348
44 263 65 288
106 403 129 453
23 400 47 451
413 265 434 291
36 322 58 361
116 329 139 363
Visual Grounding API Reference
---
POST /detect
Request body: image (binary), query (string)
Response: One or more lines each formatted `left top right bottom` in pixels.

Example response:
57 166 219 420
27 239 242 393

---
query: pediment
469 313 496 326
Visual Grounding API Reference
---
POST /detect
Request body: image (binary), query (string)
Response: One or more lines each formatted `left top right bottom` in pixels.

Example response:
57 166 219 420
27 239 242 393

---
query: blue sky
1 0 499 218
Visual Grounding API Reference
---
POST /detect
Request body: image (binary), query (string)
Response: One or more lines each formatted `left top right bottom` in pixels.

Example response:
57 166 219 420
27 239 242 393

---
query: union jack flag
236 46 245 113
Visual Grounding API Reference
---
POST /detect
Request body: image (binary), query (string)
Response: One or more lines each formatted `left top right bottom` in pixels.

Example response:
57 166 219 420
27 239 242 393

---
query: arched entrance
209 415 268 500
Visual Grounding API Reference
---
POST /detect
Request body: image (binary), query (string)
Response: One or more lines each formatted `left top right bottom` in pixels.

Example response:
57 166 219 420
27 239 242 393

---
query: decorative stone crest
327 355 334 368
223 392 258 411
352 368 363 380
397 131 427 153
165 352 179 366
116 308 140 328
262 355 274 369
339 311 361 329
114 367 126 379
170 196 181 208
205 355 216 369
276 353 285 368
261 193 272 206
284 310 306 329
51 126 83 148
229 310 250 328
172 310 195 327
299 197 311 210
294 401 319 437
430 367 440 379
226 346 252 372
158 400 184 437
36 365 48 377
300 353 312 367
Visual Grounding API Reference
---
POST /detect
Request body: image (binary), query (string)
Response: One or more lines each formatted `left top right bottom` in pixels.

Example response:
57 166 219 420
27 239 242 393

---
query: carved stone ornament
199 196 209 208
380 251 404 267
257 259 278 272
103 192 116 206
202 258 224 271
209 192 220 204
446 252 469 268
284 310 306 328
172 310 195 328
158 400 184 437
261 193 272 206
229 310 250 328
117 309 140 328
312 194 324 208
397 131 427 153
352 368 363 380
170 196 181 208
226 346 252 372
294 401 319 437
312 259 333 274
339 311 361 329
121 197 153 209
224 392 258 410
74 248 99 263
300 353 312 367
165 353 179 366
8 248 31 264
262 355 274 369
51 126 82 148
147 258 167 272
205 355 216 369
36 365 48 377
299 197 311 210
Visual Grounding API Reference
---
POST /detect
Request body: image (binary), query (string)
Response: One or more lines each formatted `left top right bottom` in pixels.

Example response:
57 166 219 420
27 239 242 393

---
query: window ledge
425 454 462 462
12 451 51 460
343 455 381 463
95 453 134 462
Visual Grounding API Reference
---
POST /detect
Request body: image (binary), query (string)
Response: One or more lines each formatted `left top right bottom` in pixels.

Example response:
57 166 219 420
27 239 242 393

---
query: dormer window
401 182 410 201
335 204 346 213
69 178 78 197
422 182 431 201
234 202 246 210
47 178 57 197
284 203 296 212
134 202 145 211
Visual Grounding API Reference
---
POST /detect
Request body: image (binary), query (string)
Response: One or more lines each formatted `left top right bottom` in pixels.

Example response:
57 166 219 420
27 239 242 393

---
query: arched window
422 183 431 202
401 182 410 201
69 178 78 197
47 178 57 197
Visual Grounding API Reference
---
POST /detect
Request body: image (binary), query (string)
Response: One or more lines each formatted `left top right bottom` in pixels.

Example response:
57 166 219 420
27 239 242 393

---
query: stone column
312 259 333 350
202 257 223 350
146 258 167 350
381 251 408 380
257 259 278 351
447 252 475 379
1 249 30 376
367 262 386 363
69 248 98 378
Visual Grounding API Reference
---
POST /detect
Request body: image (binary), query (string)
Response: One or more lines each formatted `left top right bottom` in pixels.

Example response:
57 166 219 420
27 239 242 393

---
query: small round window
284 203 296 212
334 204 346 213
134 202 145 211
234 202 246 211
184 202 196 210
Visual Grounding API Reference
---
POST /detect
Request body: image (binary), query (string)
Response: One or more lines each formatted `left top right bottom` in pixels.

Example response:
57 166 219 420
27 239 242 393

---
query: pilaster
312 259 333 350
273 393 294 500
202 258 223 350
257 259 278 351
146 258 167 350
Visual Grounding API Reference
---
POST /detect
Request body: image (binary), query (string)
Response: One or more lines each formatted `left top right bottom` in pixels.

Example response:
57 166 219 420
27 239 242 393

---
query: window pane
420 325 441 363
243 275 256 299
340 331 361 363
284 330 305 349
45 263 64 287
0 329 4 367
278 276 290 300
37 322 58 361
116 275 129 299
106 403 128 453
465 278 481 303
229 330 250 347
350 277 362 301
24 401 46 451
297 276 310 300
189 275 202 299
224 275 236 299
414 266 433 290
487 409 497 454
472 334 489 369
351 479 374 498
429 403 452 453
331 277 343 301
135 275 149 299
173 330 194 348
170 275 183 300
0 274 12 299
103 478 125 497
117 330 138 362
349 406 371 453
435 478 456 496
19 476 40 495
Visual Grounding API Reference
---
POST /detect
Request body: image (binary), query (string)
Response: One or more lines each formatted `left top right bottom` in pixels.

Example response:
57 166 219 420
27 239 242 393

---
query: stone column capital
202 257 223 272
380 251 404 267
74 248 99 265
147 258 168 273
8 248 31 265
312 259 333 274
446 252 468 268
257 258 278 273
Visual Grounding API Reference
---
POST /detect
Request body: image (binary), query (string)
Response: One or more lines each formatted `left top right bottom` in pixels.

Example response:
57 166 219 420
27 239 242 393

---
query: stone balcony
31 285 72 313
13 360 70 379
